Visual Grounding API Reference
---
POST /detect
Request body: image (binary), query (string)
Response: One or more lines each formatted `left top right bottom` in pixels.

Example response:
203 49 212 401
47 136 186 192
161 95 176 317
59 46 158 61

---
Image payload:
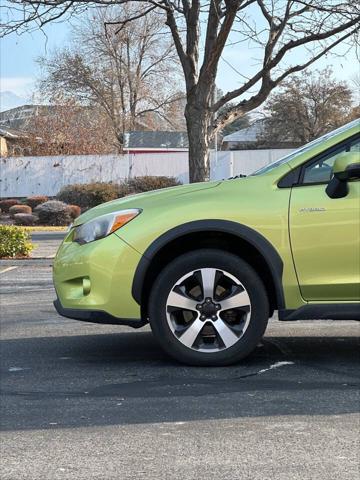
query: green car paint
53 120 360 324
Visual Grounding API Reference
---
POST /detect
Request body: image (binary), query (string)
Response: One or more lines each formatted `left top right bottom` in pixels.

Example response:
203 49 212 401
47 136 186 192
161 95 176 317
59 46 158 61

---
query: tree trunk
185 102 212 183
115 130 125 154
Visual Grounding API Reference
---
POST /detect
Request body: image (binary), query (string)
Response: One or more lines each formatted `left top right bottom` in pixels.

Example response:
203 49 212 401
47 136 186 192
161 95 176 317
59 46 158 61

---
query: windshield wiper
228 174 247 179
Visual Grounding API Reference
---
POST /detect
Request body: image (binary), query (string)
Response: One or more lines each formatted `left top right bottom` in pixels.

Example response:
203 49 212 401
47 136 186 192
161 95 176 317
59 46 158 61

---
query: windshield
251 119 360 176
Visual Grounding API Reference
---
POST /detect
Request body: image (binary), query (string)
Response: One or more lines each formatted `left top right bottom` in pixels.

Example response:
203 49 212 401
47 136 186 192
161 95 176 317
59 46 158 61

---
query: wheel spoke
200 268 217 299
179 318 204 348
213 318 239 348
167 291 198 311
220 290 250 311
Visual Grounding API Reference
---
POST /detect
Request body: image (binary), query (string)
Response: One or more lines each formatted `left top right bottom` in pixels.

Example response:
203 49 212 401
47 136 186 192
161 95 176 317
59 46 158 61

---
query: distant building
0 117 189 157
124 131 188 153
0 126 32 157
0 105 189 157
0 105 185 134
221 119 299 150
0 105 53 131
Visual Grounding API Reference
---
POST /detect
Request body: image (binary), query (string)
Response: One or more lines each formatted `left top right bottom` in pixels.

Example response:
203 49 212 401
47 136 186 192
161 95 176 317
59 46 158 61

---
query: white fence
1 149 293 197
210 149 293 179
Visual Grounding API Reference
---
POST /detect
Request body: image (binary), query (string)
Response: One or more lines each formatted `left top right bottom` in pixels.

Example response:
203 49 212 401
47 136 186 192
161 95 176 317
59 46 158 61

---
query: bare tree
27 102 115 156
37 6 183 151
261 68 355 144
2 1 360 181
218 106 250 137
351 74 360 107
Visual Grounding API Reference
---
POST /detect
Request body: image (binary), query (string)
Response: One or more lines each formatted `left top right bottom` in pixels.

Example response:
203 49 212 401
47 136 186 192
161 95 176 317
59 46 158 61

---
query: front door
289 136 360 301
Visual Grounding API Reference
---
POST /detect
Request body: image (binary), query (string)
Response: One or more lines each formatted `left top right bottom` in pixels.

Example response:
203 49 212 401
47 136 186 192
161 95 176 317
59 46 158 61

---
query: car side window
302 136 360 185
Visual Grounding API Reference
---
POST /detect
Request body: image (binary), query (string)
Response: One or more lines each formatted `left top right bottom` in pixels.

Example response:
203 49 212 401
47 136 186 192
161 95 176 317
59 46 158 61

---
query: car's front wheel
148 249 269 366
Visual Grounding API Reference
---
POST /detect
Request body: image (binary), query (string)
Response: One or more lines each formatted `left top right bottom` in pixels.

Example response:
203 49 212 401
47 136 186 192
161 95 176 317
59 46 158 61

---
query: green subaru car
53 119 360 366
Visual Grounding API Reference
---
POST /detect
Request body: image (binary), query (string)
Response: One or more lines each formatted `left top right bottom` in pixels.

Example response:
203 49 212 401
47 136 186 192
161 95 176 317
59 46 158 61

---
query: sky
1 12 359 109
1 22 70 102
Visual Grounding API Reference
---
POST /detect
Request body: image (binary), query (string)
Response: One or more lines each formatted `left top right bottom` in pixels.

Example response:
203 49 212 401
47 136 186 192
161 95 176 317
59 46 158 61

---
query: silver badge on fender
299 207 326 213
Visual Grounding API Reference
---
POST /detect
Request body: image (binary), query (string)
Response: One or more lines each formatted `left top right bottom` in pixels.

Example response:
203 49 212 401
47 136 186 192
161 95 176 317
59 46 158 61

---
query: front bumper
53 232 143 323
54 297 146 327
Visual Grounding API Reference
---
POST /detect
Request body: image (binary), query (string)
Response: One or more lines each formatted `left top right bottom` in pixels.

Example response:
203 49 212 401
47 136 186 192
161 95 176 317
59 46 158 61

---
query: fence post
229 152 234 178
127 152 133 179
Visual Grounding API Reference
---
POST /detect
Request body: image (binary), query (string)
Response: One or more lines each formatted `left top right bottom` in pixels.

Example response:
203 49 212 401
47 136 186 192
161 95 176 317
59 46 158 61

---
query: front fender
131 219 285 310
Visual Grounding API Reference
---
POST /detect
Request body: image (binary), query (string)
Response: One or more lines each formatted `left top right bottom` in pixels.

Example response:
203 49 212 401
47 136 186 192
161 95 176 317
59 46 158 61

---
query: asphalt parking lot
0 263 359 480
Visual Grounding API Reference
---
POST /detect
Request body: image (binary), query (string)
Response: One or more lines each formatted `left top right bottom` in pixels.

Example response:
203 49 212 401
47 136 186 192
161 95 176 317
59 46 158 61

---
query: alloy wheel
166 268 251 353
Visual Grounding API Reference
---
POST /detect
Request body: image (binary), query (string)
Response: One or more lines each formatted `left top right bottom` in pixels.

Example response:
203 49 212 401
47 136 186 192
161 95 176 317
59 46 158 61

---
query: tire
148 249 269 366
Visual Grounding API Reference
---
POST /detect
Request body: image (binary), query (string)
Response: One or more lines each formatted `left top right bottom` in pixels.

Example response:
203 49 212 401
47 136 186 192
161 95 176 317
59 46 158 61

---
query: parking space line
0 266 18 275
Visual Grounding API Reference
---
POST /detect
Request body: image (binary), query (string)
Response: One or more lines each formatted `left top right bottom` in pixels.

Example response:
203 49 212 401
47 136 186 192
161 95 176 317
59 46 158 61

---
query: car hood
73 180 222 226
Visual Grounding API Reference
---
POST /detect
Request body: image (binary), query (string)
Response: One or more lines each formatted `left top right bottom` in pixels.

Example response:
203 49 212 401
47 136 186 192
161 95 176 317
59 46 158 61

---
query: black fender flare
131 219 285 310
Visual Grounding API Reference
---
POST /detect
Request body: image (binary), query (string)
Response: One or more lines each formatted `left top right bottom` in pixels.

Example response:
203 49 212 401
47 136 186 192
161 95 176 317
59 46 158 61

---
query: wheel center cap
197 298 221 320
202 302 216 316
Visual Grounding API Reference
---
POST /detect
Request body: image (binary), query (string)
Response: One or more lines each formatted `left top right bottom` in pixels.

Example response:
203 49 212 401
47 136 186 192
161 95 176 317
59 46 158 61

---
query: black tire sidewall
148 249 269 366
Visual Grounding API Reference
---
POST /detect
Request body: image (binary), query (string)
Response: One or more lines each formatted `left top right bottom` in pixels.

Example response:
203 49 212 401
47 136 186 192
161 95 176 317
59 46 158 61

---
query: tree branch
214 8 360 111
214 24 360 132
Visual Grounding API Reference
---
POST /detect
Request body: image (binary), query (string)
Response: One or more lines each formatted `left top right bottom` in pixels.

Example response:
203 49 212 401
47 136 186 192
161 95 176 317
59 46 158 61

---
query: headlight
73 209 141 245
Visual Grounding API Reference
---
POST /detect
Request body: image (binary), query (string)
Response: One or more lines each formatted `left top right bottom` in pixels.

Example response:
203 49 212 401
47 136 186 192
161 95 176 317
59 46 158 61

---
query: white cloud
0 77 35 97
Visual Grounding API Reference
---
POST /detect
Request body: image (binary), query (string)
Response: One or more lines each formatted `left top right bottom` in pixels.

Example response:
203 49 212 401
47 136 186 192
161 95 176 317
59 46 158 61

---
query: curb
0 258 54 266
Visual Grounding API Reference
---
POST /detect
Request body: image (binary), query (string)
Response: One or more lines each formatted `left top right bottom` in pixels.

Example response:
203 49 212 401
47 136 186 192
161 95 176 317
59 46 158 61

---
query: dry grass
22 226 68 232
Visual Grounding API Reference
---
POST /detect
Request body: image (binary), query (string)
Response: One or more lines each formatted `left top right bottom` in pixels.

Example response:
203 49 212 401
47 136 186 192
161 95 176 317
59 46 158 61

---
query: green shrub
117 183 131 198
35 200 72 226
56 177 181 210
0 225 34 258
126 176 181 193
0 199 19 213
9 205 32 217
13 213 38 226
67 204 81 219
26 195 48 209
57 183 119 209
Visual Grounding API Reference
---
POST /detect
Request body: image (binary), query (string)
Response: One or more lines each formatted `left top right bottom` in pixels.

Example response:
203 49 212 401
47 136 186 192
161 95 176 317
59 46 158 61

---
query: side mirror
326 152 360 199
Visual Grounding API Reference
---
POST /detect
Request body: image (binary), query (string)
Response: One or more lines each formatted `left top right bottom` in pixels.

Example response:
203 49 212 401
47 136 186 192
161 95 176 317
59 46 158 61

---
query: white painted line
8 367 30 372
257 361 294 375
0 266 18 274
7 288 54 292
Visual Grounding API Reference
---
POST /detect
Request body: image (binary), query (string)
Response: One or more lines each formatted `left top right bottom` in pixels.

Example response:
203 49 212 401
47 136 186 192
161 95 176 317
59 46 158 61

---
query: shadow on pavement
1 331 359 431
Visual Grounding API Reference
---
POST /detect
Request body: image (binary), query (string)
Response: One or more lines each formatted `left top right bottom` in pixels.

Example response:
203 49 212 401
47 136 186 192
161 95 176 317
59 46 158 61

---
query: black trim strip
278 166 301 188
279 304 360 321
132 219 285 309
53 298 146 328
